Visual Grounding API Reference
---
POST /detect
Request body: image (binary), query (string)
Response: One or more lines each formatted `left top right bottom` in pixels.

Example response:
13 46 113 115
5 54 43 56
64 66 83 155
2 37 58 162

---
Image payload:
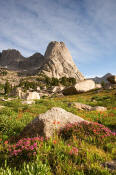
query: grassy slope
0 89 115 174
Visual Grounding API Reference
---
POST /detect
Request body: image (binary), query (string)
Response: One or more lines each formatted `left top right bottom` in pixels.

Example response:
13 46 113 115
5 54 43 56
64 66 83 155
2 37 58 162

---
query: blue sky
0 0 116 77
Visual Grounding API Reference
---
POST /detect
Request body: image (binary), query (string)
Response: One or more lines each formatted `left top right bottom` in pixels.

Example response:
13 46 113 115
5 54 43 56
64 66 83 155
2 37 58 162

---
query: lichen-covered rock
20 107 86 138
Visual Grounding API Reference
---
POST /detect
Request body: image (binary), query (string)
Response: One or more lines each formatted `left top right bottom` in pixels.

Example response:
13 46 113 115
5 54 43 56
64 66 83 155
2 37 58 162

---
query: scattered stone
37 86 41 91
48 86 64 93
91 106 107 112
103 160 116 170
20 107 86 138
0 105 5 109
1 98 12 101
73 102 92 111
73 102 107 112
22 100 35 105
25 91 40 100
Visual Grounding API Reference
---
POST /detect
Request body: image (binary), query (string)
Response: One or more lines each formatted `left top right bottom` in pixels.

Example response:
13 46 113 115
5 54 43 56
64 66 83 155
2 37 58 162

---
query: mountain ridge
0 41 84 81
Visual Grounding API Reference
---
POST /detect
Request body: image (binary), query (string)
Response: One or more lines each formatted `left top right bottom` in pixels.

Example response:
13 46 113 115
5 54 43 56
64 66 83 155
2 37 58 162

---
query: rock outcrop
20 107 86 138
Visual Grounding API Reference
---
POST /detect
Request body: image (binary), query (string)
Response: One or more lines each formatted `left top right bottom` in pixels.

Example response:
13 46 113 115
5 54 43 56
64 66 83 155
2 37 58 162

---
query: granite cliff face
0 41 84 81
41 41 84 81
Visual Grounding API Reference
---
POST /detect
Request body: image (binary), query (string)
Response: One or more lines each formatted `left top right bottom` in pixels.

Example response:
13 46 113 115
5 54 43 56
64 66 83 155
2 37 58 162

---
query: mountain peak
42 41 84 81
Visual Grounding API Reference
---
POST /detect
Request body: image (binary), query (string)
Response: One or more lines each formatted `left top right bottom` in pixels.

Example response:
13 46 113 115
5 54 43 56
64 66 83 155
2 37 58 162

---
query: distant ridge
91 73 112 83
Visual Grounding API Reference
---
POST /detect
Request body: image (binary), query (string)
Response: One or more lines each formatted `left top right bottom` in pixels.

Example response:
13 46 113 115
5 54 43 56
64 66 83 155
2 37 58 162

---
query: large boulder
20 107 86 138
63 80 96 95
75 80 96 92
107 75 116 84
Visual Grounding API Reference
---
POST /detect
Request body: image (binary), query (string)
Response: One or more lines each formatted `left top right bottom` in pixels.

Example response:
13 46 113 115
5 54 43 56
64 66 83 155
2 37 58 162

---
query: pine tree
4 81 11 94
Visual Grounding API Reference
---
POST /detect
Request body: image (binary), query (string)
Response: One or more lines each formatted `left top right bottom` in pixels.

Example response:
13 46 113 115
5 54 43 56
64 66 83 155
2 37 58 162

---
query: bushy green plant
4 81 12 94
19 80 38 91
60 77 76 86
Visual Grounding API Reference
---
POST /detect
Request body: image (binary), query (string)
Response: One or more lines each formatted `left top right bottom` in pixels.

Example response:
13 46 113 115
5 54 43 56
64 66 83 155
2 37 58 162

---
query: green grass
0 89 115 174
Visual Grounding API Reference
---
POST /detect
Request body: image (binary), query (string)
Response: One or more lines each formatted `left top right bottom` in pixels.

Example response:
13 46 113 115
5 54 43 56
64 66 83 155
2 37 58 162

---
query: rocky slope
0 41 84 81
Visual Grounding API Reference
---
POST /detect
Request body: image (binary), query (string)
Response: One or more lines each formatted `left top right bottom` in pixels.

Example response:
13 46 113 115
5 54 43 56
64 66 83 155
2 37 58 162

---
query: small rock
73 102 92 111
25 91 40 100
22 100 35 105
91 106 107 112
103 160 116 170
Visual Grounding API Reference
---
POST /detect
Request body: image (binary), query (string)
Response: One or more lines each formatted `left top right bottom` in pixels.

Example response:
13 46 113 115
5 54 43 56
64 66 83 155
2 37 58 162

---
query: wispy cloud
0 0 116 76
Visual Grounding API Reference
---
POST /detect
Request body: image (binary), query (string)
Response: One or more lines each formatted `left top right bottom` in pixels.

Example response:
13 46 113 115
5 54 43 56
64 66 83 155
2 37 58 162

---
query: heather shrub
59 121 116 149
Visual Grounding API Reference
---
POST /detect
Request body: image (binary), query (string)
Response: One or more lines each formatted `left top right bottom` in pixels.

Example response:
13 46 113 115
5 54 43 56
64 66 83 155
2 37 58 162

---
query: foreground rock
73 102 107 112
20 107 86 138
63 80 96 95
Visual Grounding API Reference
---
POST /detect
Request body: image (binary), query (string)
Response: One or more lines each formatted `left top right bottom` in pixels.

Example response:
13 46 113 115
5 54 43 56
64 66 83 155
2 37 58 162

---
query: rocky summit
0 41 84 81
40 41 84 81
